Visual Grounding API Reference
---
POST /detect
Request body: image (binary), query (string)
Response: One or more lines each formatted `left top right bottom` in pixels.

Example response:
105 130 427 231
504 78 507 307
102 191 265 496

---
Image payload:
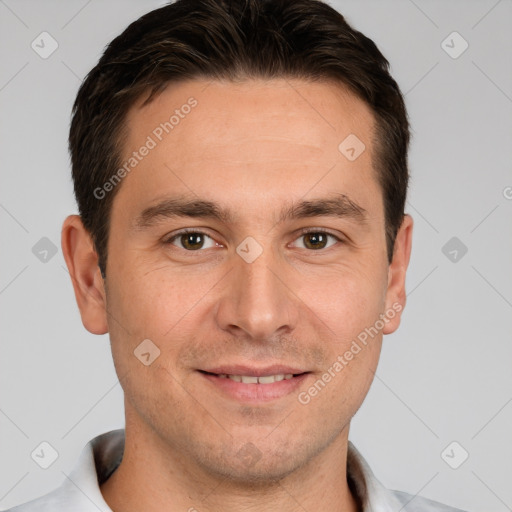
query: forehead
114 78 380 223
129 78 374 150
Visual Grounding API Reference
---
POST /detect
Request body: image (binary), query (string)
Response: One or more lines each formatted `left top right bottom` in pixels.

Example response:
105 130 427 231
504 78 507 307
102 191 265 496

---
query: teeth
241 375 258 384
258 375 279 384
221 373 292 384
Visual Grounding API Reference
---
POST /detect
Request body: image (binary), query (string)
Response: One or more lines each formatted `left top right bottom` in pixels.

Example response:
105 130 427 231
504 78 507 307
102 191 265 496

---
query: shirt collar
59 429 403 511
347 441 406 511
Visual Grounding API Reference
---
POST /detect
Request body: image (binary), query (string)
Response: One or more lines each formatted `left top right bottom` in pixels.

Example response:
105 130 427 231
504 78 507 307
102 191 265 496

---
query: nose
215 244 299 342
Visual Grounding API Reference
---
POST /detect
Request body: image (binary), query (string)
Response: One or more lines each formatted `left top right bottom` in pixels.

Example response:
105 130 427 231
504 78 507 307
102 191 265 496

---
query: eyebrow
132 193 368 231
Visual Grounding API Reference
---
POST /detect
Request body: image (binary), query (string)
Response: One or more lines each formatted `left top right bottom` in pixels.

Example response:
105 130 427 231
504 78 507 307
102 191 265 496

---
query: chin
188 433 327 487
201 453 300 487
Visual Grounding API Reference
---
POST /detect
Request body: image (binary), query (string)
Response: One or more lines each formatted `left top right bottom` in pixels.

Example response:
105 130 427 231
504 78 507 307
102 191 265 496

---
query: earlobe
61 215 109 335
383 214 413 335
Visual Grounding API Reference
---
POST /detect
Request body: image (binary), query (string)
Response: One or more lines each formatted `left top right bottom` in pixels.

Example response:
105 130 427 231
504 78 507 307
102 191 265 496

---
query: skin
62 78 413 512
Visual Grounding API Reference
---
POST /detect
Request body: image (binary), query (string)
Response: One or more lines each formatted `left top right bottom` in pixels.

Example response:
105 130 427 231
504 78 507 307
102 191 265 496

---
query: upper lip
200 365 308 376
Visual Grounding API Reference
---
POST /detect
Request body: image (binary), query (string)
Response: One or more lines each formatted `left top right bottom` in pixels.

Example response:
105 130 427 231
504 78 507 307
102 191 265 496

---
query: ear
383 214 413 335
61 215 109 335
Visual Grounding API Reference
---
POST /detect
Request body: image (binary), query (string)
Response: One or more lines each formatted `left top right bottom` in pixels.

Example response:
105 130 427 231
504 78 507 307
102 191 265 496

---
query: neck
101 413 359 512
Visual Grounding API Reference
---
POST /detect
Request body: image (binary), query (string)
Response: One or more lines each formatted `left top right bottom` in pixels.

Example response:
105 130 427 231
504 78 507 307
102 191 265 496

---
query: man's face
99 79 406 481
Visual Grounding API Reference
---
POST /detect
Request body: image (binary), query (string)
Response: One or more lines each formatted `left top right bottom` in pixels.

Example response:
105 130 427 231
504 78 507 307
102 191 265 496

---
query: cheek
301 263 388 341
302 262 387 411
104 266 220 373
107 265 201 332
298 333 382 422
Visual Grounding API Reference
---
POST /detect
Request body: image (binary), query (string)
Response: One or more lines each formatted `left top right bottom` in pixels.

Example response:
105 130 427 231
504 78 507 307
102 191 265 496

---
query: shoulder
391 489 468 512
347 441 469 512
4 486 78 512
4 483 112 512
3 430 123 512
3 481 111 512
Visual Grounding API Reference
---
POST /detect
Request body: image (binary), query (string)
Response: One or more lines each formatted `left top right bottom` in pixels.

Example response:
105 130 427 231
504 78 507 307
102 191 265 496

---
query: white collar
10 429 461 512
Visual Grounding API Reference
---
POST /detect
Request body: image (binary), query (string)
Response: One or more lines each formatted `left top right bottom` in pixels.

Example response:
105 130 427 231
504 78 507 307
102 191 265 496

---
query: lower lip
199 372 310 402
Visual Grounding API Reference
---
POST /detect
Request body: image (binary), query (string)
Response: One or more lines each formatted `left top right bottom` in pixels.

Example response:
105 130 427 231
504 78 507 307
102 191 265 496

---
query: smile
198 368 311 402
215 373 294 383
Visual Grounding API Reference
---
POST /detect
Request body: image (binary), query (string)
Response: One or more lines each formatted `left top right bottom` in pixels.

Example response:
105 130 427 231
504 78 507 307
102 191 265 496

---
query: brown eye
166 231 218 251
291 231 340 250
180 233 205 250
303 232 328 250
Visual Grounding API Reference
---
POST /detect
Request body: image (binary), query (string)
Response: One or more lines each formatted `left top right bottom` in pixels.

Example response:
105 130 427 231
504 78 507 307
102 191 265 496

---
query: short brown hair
70 0 410 277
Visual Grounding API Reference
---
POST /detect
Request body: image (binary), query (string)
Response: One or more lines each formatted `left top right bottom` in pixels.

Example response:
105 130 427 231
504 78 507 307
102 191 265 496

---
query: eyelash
163 228 344 251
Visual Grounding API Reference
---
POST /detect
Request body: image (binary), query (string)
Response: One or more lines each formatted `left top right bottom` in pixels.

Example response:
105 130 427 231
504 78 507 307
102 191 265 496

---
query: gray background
1 0 511 510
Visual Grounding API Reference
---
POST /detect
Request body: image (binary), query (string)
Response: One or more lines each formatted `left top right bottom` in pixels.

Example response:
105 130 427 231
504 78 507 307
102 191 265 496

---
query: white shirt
6 429 466 511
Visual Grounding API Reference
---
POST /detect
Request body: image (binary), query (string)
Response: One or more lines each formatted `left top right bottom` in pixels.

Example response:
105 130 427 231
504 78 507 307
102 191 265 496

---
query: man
8 0 467 510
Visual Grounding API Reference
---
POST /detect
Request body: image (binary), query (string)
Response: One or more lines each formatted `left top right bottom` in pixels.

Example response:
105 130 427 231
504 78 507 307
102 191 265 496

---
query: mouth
205 372 297 384
197 366 311 402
